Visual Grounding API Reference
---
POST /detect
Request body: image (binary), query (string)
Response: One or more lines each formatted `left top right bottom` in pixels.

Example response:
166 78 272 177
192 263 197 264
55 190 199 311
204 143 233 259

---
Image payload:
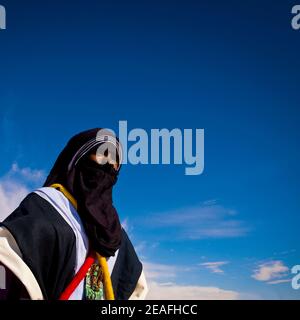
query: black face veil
43 128 123 258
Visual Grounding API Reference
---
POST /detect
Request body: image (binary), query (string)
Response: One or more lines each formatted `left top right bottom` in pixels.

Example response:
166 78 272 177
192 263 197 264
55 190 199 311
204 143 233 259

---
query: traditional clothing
0 129 148 300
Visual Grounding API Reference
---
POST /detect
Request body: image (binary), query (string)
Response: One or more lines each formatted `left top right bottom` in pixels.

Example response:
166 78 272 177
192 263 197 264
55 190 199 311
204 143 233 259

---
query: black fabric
1 193 76 300
1 193 143 300
43 128 122 258
111 229 143 300
74 157 121 258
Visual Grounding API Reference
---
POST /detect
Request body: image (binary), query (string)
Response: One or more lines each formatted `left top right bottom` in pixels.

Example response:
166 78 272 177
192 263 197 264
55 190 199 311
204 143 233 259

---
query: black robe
1 192 142 300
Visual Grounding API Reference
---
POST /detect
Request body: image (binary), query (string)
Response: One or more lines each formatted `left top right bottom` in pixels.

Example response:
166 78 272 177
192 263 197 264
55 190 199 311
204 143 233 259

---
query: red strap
59 252 95 300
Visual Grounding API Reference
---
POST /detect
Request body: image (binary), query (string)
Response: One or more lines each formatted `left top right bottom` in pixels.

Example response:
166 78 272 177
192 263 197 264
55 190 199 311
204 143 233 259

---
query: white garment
34 187 120 300
0 188 147 300
0 227 44 300
34 187 88 299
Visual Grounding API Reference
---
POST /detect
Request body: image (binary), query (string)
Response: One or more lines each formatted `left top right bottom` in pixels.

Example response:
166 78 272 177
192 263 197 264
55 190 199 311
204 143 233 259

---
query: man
0 128 148 300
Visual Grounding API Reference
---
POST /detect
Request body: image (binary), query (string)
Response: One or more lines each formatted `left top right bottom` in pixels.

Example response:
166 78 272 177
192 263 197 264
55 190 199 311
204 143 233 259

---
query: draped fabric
43 128 122 257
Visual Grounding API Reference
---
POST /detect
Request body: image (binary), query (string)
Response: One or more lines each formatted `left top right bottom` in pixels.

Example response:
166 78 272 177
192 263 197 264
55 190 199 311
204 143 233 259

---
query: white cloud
9 162 45 183
140 202 249 240
267 279 291 285
134 241 147 255
143 261 240 300
0 179 29 221
252 261 289 282
127 220 257 300
199 261 229 274
143 262 178 281
146 281 240 300
121 218 130 232
0 163 45 221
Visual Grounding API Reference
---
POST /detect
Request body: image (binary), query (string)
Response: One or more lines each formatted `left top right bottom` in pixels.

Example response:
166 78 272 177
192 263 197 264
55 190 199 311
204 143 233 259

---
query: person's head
44 128 123 257
44 128 122 195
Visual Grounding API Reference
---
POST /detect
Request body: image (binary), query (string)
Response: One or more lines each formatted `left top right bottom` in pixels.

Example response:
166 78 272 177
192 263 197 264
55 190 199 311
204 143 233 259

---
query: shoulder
1 191 77 299
1 191 77 272
2 191 75 237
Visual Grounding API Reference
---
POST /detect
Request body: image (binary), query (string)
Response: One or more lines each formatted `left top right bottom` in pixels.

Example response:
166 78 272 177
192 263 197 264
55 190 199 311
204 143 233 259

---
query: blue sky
0 0 300 299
